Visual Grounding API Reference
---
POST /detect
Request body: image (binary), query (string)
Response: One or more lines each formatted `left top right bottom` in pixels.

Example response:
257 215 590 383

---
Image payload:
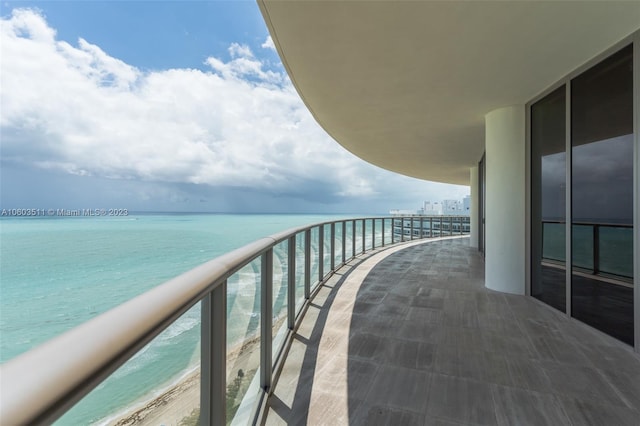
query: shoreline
104 333 263 426
109 369 201 426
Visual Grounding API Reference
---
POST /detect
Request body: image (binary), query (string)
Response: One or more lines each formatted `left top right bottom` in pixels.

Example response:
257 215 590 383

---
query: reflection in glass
599 226 634 278
323 224 331 275
375 219 383 247
344 221 353 260
334 223 343 266
572 225 593 271
531 85 566 312
310 227 319 289
571 44 634 345
295 232 306 314
272 241 288 360
227 259 261 423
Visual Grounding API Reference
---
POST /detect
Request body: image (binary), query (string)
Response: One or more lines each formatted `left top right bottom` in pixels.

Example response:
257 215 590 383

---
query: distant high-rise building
463 195 471 213
423 201 443 216
442 199 463 215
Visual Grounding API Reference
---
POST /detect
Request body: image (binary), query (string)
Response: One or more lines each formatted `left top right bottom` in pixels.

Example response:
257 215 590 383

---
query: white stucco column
485 105 526 294
469 166 479 249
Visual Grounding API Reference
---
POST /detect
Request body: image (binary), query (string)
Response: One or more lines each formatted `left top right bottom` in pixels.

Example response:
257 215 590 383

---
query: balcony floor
265 237 640 426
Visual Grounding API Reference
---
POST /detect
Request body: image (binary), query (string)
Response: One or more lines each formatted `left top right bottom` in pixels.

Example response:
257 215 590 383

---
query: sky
0 1 470 214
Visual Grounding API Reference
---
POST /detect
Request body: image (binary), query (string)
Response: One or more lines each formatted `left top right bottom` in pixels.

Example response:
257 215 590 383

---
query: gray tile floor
264 237 640 426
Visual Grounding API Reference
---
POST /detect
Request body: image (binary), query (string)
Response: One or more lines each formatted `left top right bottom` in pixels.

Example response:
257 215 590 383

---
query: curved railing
0 216 469 425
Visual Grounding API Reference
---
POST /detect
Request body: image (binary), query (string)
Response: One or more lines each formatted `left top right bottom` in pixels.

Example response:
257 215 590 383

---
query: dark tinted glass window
531 86 566 312
571 44 634 345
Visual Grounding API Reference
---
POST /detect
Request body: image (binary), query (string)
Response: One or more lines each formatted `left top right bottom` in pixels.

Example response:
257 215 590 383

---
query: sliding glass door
530 43 635 346
571 44 634 345
531 86 566 312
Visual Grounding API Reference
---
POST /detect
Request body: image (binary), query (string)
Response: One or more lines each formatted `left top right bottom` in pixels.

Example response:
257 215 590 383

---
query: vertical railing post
382 218 386 246
593 225 600 275
401 218 405 242
304 229 311 299
362 219 366 253
440 217 443 237
449 217 453 236
330 223 335 272
429 217 433 238
342 221 346 265
391 218 395 243
287 236 295 330
201 281 227 426
261 250 273 391
318 225 324 282
420 217 424 239
352 220 356 257
372 219 376 249
459 217 463 235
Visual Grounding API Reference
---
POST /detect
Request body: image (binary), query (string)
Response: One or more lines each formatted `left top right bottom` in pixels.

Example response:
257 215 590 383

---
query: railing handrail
542 219 632 228
0 216 469 425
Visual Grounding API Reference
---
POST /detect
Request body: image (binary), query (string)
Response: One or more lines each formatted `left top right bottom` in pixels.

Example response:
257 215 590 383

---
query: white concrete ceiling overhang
258 1 640 186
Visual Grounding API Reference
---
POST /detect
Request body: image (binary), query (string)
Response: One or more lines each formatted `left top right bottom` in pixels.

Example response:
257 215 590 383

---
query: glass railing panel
355 220 363 254
55 305 201 425
323 224 331 276
344 221 353 259
334 222 343 267
272 241 288 361
364 219 372 250
382 218 390 244
374 219 383 247
309 226 320 289
542 222 566 262
599 226 633 279
226 259 261 425
423 218 429 237
394 218 402 241
429 218 436 237
411 219 419 239
572 224 594 271
295 231 306 314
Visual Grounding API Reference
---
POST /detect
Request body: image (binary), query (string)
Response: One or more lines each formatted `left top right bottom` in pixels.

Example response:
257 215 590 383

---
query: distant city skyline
390 194 471 216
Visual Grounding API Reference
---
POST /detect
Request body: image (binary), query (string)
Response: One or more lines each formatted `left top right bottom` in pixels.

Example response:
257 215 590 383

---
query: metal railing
541 220 633 282
0 217 468 425
392 215 471 240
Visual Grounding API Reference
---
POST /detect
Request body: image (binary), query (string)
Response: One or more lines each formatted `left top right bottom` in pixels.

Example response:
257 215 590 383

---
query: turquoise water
0 213 354 424
542 222 634 278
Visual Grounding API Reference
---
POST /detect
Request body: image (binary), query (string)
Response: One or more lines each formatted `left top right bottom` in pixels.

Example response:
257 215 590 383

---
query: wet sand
108 334 263 426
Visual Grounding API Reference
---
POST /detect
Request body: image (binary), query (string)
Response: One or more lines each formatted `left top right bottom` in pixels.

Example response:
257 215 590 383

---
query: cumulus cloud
261 36 276 51
0 8 468 209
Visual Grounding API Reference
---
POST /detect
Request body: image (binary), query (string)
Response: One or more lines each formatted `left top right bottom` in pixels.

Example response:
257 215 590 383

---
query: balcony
1 219 638 425
266 238 640 425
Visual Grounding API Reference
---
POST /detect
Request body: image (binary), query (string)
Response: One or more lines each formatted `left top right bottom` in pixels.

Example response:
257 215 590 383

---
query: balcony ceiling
258 1 640 185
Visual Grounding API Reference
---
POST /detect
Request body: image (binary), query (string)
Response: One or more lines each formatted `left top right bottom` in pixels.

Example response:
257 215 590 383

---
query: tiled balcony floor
264 237 640 426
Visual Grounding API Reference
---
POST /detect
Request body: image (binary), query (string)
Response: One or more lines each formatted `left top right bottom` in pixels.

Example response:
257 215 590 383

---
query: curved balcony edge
0 216 470 425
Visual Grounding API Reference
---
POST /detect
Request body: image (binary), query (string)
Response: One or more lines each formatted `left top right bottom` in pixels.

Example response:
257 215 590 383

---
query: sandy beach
107 333 264 426
111 371 200 426
106 260 289 426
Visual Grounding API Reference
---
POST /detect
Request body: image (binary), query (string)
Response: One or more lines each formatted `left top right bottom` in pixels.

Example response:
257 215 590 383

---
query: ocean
0 213 357 425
